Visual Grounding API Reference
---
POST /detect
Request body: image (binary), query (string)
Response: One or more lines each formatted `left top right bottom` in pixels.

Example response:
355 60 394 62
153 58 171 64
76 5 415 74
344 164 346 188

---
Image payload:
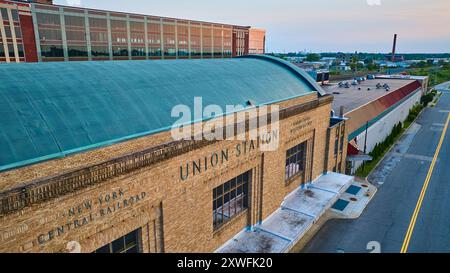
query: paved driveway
302 92 450 253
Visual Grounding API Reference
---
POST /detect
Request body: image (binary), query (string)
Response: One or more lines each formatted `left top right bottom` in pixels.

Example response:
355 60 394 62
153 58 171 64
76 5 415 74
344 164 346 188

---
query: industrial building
0 55 348 253
323 75 429 174
0 0 265 63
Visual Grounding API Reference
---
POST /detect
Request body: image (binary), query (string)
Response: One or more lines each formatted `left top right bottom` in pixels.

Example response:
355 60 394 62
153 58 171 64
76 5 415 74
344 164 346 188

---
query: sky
56 0 450 53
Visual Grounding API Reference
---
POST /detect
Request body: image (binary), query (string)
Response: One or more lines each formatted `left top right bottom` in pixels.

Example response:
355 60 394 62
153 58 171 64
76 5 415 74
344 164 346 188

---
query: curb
366 107 425 185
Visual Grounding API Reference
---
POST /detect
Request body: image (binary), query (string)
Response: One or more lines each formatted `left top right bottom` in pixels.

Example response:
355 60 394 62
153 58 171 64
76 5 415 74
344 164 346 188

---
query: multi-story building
0 0 263 63
249 28 265 54
0 55 348 253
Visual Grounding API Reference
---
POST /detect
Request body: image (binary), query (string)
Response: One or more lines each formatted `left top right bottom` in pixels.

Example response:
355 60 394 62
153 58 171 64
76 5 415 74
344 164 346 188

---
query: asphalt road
302 88 450 253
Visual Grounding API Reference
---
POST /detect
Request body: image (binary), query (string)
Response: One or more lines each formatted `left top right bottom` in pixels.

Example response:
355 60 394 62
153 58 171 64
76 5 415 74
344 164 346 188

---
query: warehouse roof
323 78 416 114
0 55 323 171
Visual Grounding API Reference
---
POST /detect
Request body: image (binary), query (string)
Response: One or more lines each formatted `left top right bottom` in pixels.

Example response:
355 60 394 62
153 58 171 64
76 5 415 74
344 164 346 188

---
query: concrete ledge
215 229 290 253
259 209 314 242
216 172 354 253
282 188 336 221
310 172 354 194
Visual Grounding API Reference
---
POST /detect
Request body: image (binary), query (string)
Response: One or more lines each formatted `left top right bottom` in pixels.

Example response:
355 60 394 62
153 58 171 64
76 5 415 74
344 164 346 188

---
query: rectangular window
90 31 108 43
202 26 212 57
110 19 127 46
112 46 128 57
94 229 142 253
131 47 145 57
4 27 12 39
8 44 14 58
11 9 19 21
39 28 62 41
213 171 250 229
163 23 176 57
17 43 24 58
64 15 84 28
37 13 60 26
15 26 22 39
89 17 107 29
40 45 64 58
130 21 145 45
91 45 109 57
68 45 88 57
1 8 8 20
285 141 307 181
0 42 5 57
148 47 161 57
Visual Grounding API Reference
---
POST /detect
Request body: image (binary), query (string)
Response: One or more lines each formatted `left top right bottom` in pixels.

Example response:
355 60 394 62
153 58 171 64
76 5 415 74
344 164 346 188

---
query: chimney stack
391 34 397 62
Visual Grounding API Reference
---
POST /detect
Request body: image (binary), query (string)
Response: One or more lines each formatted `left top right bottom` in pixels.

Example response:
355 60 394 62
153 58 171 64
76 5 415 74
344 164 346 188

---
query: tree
306 53 320 62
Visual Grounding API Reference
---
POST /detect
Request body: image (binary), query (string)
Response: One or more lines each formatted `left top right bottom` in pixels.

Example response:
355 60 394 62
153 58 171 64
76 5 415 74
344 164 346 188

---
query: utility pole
362 121 369 171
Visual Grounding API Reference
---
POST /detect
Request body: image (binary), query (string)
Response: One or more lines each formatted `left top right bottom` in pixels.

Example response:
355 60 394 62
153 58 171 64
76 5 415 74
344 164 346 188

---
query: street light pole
362 121 369 171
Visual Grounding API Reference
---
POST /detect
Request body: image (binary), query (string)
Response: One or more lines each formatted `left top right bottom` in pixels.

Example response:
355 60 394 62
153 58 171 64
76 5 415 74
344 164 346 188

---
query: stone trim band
0 95 333 215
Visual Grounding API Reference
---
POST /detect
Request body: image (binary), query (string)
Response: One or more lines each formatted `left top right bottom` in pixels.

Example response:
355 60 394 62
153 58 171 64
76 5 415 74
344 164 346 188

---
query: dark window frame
285 141 307 182
94 228 142 253
213 171 250 230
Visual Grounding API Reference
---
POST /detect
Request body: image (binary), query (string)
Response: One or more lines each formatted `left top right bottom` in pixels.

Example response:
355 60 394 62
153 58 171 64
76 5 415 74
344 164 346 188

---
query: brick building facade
0 55 347 253
0 0 262 63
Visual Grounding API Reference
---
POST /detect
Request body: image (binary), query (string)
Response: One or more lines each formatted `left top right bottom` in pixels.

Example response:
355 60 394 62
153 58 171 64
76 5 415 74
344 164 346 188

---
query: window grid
213 171 250 230
94 228 141 253
28 7 244 61
285 141 307 181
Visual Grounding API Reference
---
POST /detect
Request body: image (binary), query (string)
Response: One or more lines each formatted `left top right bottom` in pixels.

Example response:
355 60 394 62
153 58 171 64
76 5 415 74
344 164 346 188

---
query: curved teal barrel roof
0 55 322 171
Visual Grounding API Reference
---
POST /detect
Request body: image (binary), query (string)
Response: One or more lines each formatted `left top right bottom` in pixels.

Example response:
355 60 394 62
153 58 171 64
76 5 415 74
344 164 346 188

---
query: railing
0 95 333 215
0 139 214 215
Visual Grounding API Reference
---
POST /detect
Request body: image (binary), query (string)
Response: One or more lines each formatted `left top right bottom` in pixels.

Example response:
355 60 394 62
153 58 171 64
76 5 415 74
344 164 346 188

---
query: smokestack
391 34 397 62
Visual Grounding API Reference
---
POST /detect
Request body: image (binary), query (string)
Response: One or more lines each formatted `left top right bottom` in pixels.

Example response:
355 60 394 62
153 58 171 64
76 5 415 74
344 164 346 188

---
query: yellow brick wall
0 93 341 253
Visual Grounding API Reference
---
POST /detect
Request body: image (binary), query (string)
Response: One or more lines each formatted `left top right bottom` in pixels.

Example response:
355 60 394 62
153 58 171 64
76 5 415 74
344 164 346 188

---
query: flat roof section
323 79 416 114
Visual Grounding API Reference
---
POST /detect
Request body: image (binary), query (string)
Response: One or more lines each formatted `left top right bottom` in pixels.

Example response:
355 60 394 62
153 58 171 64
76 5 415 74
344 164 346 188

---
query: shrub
421 93 434 107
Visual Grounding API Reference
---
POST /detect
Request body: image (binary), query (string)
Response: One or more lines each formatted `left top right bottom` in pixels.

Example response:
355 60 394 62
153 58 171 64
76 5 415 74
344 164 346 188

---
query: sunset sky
55 0 450 53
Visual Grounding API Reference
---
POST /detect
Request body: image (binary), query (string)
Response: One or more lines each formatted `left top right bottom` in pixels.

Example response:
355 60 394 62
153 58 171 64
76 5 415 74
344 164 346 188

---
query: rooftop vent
246 100 255 107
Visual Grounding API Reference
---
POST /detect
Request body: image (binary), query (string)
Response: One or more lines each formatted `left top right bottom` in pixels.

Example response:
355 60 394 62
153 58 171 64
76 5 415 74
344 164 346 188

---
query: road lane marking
432 123 445 127
392 152 436 162
400 113 450 253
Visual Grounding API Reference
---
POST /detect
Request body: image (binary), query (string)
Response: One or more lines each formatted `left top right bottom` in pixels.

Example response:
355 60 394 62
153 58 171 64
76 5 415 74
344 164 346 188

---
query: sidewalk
216 172 354 253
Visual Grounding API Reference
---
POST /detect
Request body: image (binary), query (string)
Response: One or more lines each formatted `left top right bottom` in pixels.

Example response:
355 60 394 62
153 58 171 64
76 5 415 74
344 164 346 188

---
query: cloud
366 0 381 6
66 0 82 7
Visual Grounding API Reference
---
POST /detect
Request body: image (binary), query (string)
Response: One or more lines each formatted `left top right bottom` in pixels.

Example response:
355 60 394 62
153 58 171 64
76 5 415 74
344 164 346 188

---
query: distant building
320 57 336 67
323 75 428 174
248 28 265 54
0 0 264 63
285 56 306 63
293 62 322 70
338 61 351 71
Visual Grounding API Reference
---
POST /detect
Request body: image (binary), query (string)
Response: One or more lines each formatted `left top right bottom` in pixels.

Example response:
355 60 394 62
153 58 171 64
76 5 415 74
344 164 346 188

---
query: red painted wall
346 80 422 134
19 14 38 62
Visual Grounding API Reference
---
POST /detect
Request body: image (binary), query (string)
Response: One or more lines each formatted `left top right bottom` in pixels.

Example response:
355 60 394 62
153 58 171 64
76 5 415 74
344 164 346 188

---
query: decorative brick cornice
0 95 332 215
